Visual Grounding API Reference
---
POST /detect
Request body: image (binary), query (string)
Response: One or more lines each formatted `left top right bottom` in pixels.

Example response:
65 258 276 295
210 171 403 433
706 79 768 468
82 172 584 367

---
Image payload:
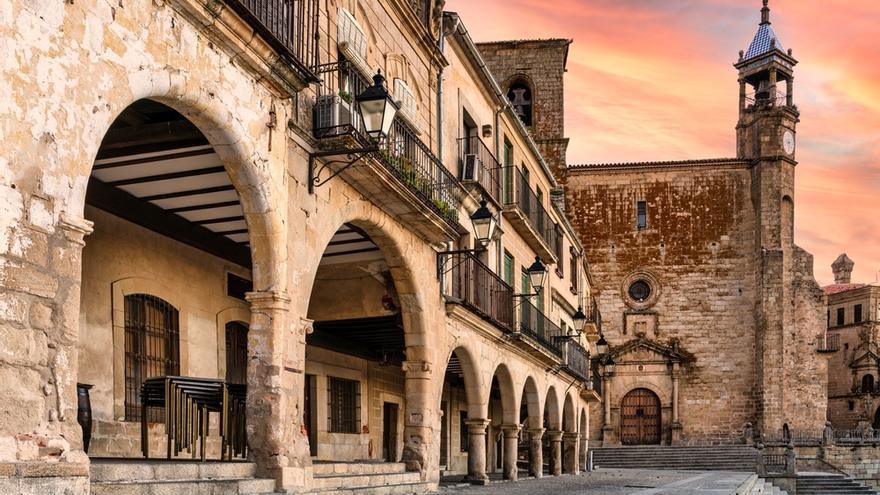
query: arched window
225 321 249 385
507 80 533 126
863 374 875 394
124 294 179 422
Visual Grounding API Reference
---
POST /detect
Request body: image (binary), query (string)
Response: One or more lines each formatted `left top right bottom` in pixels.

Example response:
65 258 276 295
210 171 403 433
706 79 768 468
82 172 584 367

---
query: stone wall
824 444 880 489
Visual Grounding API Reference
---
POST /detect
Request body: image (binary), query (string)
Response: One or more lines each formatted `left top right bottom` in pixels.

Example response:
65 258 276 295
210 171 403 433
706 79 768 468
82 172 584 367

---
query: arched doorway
519 376 542 477
438 347 481 479
79 99 257 459
620 388 661 445
487 364 517 480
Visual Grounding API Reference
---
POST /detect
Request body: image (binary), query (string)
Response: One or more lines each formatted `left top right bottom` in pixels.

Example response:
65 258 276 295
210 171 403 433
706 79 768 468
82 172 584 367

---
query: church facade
562 1 829 445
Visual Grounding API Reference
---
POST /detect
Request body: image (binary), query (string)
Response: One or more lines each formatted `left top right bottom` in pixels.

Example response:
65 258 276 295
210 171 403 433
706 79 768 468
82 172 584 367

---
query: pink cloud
447 0 880 285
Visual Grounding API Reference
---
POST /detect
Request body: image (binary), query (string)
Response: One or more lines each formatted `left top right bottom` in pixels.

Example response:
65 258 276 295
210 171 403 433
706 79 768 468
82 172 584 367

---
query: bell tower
736 0 801 437
735 0 799 160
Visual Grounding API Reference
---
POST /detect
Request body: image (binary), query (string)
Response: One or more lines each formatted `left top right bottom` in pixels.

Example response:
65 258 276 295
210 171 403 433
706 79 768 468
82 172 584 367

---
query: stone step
90 459 257 482
312 461 408 476
91 478 277 495
308 481 433 494
797 473 878 495
311 472 422 491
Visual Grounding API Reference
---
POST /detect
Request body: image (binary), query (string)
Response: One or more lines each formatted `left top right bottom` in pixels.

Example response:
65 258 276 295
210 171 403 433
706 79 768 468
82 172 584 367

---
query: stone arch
544 386 561 431
520 376 542 429
68 87 286 296
503 74 535 127
563 392 577 433
439 345 483 417
488 363 518 425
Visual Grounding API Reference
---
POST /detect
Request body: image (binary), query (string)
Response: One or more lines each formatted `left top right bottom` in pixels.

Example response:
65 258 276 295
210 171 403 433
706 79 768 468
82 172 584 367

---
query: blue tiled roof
744 23 783 60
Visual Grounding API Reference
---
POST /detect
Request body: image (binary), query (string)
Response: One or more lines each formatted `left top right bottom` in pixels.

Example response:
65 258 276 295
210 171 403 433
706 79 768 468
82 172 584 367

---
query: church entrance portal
620 388 661 445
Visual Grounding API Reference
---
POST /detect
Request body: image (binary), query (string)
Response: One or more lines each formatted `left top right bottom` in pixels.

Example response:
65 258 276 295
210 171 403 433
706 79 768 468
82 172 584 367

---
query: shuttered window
328 377 361 433
124 294 180 422
225 321 249 385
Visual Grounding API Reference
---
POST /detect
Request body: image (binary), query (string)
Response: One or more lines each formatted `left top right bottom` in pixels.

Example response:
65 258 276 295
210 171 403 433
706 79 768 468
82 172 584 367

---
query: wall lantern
470 199 497 247
603 355 616 375
356 69 399 140
572 306 587 334
596 334 609 355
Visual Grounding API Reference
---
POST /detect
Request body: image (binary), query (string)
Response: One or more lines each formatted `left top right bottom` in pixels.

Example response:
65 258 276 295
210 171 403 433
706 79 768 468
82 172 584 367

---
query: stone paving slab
435 468 755 495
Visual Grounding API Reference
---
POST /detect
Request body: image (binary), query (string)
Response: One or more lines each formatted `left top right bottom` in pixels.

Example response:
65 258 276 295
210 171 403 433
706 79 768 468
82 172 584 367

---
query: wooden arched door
620 388 661 445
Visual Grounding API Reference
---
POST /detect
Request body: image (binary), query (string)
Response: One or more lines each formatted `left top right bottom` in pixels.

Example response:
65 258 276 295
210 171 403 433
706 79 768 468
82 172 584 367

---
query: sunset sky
447 0 880 286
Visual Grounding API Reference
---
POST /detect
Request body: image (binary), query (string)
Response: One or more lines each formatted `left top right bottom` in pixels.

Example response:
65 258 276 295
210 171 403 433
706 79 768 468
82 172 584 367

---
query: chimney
832 254 855 285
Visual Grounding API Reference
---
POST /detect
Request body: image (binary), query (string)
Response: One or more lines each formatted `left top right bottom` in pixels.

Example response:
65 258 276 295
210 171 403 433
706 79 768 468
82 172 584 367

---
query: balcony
502 166 561 262
439 251 515 332
817 333 840 353
224 0 320 86
457 136 503 205
562 339 590 382
515 300 567 360
583 298 602 336
312 61 466 243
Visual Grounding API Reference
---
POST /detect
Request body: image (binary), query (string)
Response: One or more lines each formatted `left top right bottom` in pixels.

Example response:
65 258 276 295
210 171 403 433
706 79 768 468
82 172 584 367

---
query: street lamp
356 69 399 140
526 256 547 294
595 334 609 355
603 355 616 375
571 306 587 334
470 199 497 248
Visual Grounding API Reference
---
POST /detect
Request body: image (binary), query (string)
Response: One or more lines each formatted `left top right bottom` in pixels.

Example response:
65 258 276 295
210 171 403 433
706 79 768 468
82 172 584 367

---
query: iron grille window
328 377 360 433
855 304 863 323
225 321 249 385
837 307 845 326
124 294 180 422
637 201 647 229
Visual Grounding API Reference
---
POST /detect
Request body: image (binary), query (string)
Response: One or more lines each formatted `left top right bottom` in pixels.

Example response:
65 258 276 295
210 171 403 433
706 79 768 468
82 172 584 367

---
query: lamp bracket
308 145 380 193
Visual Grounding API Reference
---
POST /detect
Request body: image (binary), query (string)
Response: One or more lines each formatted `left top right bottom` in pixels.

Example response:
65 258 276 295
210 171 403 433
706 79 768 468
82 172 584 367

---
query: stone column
786 77 794 106
563 432 580 474
501 424 521 480
769 67 778 101
547 430 564 476
739 78 747 111
464 419 490 485
401 359 434 479
601 375 616 445
525 428 545 478
245 291 310 491
671 364 682 445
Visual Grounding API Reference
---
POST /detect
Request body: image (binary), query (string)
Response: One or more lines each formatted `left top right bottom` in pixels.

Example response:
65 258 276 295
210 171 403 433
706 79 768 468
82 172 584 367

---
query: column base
464 476 490 485
601 425 618 446
671 422 683 446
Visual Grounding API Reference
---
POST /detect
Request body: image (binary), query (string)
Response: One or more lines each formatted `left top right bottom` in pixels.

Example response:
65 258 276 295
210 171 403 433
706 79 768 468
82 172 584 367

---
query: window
503 251 514 286
837 307 845 326
848 400 855 411
507 80 533 126
863 374 875 394
855 304 863 323
827 310 831 328
226 273 253 301
557 241 564 278
124 294 180 422
636 201 647 230
459 411 468 452
569 247 578 293
225 321 249 385
628 280 652 302
328 377 361 433
503 139 513 204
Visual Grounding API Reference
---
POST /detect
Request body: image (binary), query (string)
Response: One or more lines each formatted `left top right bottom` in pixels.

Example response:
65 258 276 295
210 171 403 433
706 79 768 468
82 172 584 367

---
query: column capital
501 424 522 437
58 213 94 245
547 430 564 442
562 432 580 442
463 418 491 434
401 360 432 375
245 290 291 310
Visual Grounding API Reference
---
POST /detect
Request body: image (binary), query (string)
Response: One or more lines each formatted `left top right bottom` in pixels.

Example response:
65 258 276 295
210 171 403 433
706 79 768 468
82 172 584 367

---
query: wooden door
620 388 661 445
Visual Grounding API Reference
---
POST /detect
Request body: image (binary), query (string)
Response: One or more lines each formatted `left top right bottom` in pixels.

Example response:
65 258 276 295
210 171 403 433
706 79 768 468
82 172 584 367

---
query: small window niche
636 201 648 230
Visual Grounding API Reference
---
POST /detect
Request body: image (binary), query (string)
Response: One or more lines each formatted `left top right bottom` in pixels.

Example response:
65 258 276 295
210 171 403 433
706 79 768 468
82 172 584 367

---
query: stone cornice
568 158 750 173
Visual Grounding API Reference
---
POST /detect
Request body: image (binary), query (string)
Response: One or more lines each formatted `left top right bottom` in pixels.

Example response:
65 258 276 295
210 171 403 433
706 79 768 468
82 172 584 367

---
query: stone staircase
590 445 759 471
796 473 879 494
309 461 432 494
89 459 278 495
739 475 787 495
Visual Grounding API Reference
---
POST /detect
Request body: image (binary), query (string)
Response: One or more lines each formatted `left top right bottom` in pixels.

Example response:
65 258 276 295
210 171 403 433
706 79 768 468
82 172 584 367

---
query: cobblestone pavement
436 468 755 495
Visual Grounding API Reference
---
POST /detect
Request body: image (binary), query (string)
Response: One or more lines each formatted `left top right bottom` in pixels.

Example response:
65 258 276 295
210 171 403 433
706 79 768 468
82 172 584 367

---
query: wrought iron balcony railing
817 333 840 352
502 166 561 259
225 0 319 83
313 60 463 227
439 251 515 331
562 339 590 382
457 136 502 204
520 299 567 357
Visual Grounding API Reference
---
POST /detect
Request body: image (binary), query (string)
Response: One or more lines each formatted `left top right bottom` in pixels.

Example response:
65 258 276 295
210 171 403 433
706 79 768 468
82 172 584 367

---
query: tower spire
761 0 771 25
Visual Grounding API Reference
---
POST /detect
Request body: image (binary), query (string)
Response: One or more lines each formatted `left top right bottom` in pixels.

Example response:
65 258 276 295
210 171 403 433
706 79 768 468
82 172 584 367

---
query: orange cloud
447 0 880 285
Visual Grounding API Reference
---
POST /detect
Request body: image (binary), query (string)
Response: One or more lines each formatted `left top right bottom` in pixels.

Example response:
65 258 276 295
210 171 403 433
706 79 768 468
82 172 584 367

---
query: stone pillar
501 424 521 480
786 77 794 106
401 359 434 479
563 432 580 474
464 419 490 485
601 375 616 445
769 67 778 101
245 292 310 491
525 428 545 478
739 78 747 111
671 364 682 445
547 430 563 476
